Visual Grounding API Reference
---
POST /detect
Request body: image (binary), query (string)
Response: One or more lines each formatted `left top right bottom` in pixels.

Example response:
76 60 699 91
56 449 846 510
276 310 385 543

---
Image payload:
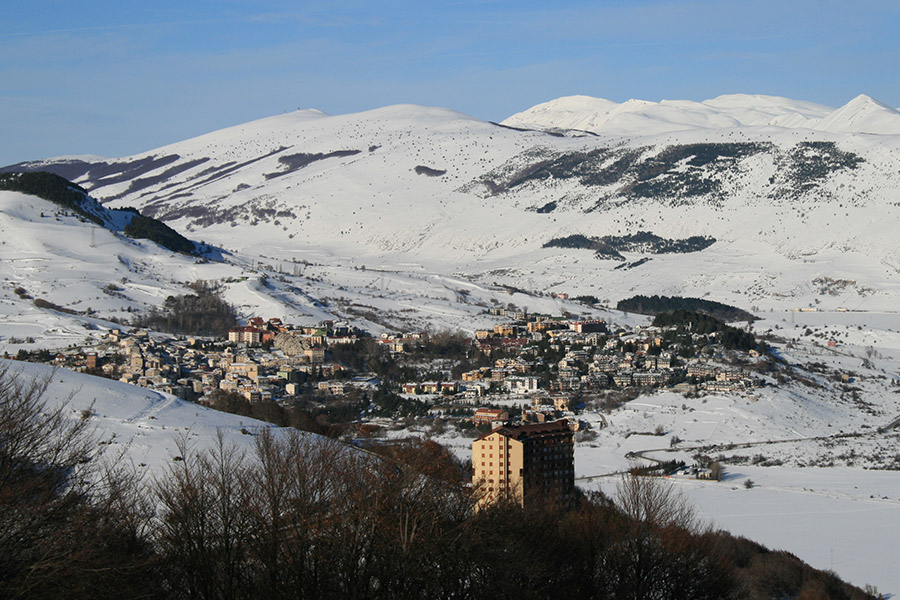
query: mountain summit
812 94 900 135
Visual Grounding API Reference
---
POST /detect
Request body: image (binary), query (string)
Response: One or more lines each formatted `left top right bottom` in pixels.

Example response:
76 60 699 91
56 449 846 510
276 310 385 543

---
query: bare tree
0 366 157 599
155 431 251 600
242 429 351 599
607 471 734 600
615 469 698 531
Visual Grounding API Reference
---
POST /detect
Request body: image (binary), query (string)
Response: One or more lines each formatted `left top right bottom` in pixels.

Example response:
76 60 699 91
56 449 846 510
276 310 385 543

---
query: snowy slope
0 359 291 480
0 188 340 351
0 184 615 353
501 95 620 132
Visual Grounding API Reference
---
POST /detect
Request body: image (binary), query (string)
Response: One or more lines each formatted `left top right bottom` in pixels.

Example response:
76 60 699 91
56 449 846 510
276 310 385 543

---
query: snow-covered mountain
503 93 900 136
3 92 900 337
810 93 900 135
0 179 609 351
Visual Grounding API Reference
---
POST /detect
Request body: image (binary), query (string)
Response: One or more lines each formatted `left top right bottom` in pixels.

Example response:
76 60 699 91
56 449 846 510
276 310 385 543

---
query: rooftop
477 419 570 441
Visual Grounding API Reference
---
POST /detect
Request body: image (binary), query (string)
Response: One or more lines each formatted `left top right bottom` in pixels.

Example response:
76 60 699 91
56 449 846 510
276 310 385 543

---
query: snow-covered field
580 466 900 596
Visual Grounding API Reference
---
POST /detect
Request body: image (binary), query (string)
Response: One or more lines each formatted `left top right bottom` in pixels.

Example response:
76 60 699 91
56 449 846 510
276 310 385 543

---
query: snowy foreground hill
0 359 288 481
3 93 900 593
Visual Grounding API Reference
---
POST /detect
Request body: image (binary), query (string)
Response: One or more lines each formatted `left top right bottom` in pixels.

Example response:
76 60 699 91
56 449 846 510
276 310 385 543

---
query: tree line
0 171 104 225
652 310 760 352
133 281 238 337
617 295 755 322
124 214 197 254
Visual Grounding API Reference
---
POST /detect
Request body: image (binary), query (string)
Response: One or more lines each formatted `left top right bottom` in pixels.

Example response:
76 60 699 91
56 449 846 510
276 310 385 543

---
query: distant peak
536 95 618 110
843 94 897 112
551 94 612 102
290 108 330 118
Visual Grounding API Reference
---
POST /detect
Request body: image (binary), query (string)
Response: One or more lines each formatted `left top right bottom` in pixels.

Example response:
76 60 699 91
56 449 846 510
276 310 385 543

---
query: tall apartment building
472 420 575 509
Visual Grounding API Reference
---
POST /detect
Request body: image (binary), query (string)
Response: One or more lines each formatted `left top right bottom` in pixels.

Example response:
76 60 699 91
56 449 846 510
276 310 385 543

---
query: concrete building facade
472 420 575 509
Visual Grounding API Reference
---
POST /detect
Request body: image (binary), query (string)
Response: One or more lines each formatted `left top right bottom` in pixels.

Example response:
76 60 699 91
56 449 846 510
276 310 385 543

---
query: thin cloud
0 18 219 40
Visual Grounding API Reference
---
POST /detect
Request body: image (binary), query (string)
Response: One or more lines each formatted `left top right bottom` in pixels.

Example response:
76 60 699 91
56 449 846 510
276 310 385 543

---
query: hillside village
5 304 770 436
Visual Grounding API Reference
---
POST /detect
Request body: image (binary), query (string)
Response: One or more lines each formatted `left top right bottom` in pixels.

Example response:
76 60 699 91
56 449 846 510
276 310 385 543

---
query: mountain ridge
503 93 900 136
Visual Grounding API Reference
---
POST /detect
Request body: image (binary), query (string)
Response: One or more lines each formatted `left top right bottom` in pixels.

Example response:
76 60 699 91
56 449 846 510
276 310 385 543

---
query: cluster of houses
23 319 383 405
375 331 429 353
399 312 762 405
472 396 583 428
10 304 764 428
227 317 359 346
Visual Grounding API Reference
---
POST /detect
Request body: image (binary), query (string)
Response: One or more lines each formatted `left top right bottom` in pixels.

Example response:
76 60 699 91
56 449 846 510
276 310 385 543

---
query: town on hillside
6 305 772 440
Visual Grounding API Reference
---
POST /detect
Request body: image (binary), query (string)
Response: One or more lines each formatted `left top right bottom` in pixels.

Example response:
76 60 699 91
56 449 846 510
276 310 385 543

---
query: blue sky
2 0 898 165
